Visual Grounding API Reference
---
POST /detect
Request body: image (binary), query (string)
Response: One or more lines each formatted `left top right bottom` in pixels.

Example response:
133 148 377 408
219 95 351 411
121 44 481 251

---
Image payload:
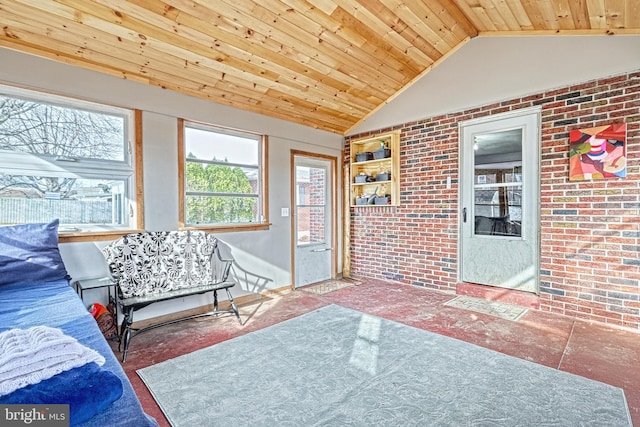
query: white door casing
293 155 334 287
459 107 541 293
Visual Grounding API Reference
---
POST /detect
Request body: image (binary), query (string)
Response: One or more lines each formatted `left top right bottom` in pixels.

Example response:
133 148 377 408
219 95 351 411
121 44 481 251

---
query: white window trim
0 83 141 236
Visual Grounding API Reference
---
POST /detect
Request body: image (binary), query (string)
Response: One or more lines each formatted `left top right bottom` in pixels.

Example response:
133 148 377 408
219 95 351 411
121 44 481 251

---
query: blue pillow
0 220 70 286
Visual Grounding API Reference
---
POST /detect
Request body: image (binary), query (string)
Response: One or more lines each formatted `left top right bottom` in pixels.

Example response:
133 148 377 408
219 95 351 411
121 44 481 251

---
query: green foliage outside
185 155 256 224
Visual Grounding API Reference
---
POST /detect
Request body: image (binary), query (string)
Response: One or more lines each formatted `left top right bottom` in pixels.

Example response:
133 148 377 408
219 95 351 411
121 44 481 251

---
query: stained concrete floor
111 279 640 426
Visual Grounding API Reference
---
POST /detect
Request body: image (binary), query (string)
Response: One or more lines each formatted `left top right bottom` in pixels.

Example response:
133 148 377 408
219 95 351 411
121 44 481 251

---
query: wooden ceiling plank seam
282 0 427 76
328 0 437 65
606 0 626 29
0 9 267 100
163 1 386 113
432 0 479 37
151 73 355 133
64 0 377 115
373 0 455 56
163 0 376 100
358 0 446 63
520 0 548 29
303 0 338 16
236 0 410 88
87 0 363 102
281 0 368 46
450 0 490 31
396 0 466 52
214 1 401 100
586 0 607 28
264 86 363 123
567 0 592 30
277 0 424 77
0 21 159 84
468 4 501 31
503 0 535 29
155 74 357 132
206 0 402 95
0 34 150 85
100 2 386 105
1 6 359 130
328 6 426 74
550 0 580 30
535 0 562 30
476 0 512 31
382 0 459 50
1 6 148 63
486 0 525 31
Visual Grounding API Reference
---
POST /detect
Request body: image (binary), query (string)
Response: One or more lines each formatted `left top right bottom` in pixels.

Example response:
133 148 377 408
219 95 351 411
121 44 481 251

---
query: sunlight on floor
349 313 381 375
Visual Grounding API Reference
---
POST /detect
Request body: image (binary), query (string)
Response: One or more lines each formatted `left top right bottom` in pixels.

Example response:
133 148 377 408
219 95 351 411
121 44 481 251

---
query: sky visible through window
185 127 258 165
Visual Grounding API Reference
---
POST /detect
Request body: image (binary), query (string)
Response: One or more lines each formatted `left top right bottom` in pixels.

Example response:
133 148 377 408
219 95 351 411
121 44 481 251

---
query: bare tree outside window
0 86 135 229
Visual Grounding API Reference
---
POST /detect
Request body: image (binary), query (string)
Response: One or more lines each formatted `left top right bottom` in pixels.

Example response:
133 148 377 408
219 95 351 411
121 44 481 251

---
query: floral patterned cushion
102 231 218 299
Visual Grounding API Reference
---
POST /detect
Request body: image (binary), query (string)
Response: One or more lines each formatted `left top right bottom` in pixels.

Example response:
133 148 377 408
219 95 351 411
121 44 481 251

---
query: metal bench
102 230 242 361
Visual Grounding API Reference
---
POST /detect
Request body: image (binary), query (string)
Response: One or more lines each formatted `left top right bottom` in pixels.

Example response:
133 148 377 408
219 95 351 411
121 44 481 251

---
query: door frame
290 150 339 287
458 106 541 293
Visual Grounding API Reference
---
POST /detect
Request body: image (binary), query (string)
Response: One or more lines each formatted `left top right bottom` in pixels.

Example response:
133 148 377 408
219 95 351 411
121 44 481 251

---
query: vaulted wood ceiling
1 1 639 134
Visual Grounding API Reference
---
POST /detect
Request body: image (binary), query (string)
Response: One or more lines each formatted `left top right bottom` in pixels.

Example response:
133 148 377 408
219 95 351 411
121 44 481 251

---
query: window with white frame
181 121 266 228
0 84 139 233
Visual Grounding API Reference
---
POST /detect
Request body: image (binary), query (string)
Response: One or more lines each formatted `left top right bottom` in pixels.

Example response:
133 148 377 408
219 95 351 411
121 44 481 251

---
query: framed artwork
569 123 627 181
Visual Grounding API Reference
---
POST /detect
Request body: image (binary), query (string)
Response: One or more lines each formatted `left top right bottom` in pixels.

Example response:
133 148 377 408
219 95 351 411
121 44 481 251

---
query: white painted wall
351 35 640 135
0 48 344 320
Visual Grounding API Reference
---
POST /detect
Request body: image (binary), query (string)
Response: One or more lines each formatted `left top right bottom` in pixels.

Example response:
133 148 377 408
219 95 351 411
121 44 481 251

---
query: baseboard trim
130 285 293 330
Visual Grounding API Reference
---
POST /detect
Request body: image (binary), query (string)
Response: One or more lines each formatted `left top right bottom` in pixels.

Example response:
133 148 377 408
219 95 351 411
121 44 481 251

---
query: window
0 84 142 239
179 120 268 231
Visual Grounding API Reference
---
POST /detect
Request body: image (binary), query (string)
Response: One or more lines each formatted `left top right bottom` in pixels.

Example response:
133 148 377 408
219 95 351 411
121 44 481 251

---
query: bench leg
225 288 242 325
211 290 242 325
120 306 134 362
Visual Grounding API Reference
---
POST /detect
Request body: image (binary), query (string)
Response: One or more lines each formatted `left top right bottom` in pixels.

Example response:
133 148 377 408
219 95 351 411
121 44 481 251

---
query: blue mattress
0 279 158 427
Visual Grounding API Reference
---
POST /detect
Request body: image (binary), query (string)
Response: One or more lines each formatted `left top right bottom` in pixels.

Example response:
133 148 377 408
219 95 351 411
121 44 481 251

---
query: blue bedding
0 279 158 427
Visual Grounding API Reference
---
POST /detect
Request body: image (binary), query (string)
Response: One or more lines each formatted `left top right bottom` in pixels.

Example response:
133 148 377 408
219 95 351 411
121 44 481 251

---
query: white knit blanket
0 326 105 396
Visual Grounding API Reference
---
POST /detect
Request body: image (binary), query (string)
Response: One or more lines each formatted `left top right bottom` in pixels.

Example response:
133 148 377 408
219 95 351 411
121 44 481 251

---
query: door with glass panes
293 154 335 287
459 108 540 293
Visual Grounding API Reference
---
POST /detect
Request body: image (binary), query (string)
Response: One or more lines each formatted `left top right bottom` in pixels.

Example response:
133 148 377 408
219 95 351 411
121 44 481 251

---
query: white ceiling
350 35 640 135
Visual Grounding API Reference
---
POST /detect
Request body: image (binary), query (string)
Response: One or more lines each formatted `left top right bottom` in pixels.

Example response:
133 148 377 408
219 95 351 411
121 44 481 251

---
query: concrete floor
112 279 640 426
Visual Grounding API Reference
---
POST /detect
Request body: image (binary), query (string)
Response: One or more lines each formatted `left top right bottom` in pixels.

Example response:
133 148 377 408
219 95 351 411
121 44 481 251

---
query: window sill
180 223 271 233
58 230 144 243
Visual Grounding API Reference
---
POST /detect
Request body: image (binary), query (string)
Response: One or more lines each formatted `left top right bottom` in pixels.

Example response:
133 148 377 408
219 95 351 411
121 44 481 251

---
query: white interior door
294 156 333 287
460 108 541 293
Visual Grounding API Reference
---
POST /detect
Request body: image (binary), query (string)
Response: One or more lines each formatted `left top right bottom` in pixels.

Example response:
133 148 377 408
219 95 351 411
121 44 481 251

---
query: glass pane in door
296 166 326 246
473 129 523 238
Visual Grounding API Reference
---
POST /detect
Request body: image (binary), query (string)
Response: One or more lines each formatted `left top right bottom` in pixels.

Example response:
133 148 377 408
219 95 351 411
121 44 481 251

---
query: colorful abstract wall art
569 123 627 181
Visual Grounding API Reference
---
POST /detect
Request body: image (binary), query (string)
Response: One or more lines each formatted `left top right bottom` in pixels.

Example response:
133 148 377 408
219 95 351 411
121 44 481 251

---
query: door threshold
456 282 540 309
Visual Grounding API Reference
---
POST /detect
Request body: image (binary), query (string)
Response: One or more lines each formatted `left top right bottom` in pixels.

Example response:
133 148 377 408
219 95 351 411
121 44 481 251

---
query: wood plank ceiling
1 1 639 134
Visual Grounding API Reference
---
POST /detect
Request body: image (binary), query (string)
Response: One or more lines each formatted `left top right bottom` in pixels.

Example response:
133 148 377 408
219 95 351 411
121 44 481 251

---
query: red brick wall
346 69 640 330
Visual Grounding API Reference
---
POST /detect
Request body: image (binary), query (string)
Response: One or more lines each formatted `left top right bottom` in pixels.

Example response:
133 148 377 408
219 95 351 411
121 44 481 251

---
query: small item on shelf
355 173 372 183
375 172 391 182
373 147 391 160
374 195 391 205
355 152 373 162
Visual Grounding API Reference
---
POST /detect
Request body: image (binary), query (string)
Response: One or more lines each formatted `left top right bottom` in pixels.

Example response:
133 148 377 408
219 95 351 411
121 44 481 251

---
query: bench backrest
102 230 219 299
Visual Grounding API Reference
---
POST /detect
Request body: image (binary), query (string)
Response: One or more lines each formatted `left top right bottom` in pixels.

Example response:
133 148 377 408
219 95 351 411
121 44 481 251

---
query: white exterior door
459 108 541 293
293 155 333 287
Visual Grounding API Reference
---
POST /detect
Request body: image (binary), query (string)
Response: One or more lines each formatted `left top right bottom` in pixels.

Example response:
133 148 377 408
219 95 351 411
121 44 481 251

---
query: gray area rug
138 305 631 427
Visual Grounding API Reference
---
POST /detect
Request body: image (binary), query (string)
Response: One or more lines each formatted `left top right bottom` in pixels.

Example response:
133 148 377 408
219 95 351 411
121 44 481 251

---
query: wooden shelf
349 130 400 207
